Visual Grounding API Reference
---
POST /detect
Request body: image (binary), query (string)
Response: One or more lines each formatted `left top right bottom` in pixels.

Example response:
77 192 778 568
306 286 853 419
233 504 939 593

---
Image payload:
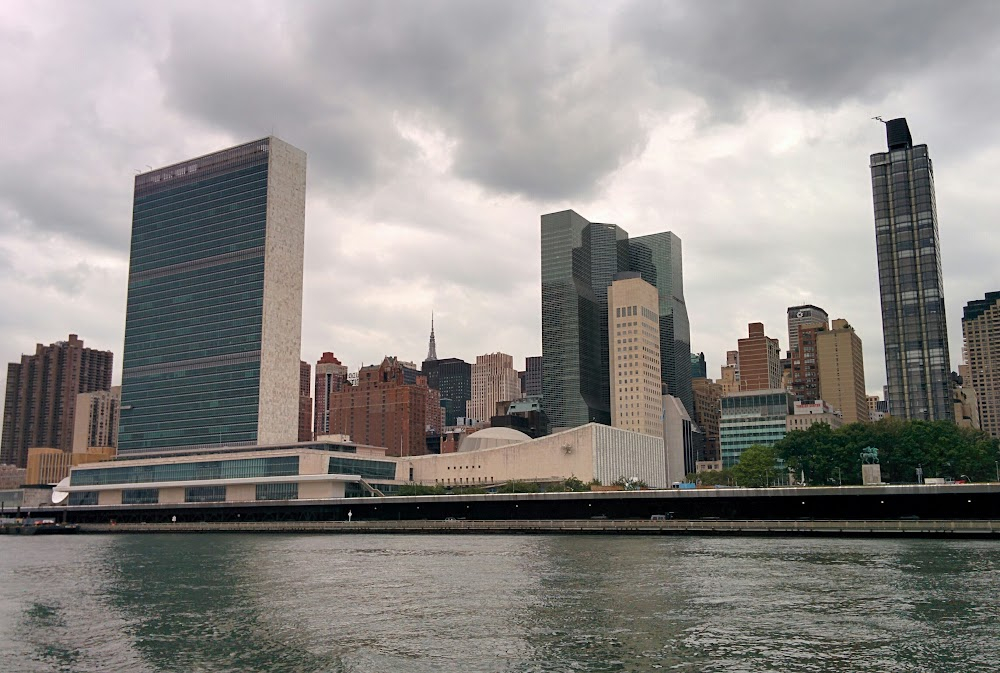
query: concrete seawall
80 519 1000 538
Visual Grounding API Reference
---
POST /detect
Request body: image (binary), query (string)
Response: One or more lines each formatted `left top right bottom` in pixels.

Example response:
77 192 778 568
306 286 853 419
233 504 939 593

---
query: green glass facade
541 211 628 429
68 492 98 506
185 486 226 503
119 139 273 454
719 390 793 468
256 483 298 500
70 456 300 486
122 488 159 505
328 456 397 480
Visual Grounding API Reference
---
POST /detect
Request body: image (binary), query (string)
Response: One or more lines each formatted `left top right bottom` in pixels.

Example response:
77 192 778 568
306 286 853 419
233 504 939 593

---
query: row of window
132 218 266 267
328 457 397 480
71 456 299 486
130 222 266 275
134 178 268 227
135 157 267 201
123 368 260 395
127 272 265 312
134 185 267 234
130 250 264 286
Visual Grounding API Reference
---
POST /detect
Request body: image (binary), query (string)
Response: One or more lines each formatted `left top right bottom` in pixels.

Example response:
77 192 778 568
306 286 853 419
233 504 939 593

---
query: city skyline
3 3 1000 401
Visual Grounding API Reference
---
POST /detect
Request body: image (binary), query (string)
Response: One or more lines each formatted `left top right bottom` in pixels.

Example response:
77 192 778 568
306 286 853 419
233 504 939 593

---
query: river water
0 534 997 672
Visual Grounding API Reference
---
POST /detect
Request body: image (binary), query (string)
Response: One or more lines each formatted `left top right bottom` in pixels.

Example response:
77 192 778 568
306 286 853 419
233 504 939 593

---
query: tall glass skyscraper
870 118 953 421
629 232 693 415
118 137 307 455
541 210 692 431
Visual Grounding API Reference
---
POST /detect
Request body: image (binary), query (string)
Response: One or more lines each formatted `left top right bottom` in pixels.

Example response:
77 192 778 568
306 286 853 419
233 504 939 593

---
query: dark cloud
154 1 653 200
616 0 1000 119
3 0 1000 400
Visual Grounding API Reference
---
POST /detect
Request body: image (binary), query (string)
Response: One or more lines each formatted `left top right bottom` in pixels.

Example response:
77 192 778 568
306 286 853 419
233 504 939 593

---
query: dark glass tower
421 357 471 426
629 232 693 415
118 137 307 455
541 210 627 429
870 118 953 421
541 210 692 430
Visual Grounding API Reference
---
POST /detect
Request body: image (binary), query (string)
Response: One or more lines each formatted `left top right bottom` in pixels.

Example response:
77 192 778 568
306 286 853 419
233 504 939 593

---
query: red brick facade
328 357 429 457
737 322 781 391
2 334 113 467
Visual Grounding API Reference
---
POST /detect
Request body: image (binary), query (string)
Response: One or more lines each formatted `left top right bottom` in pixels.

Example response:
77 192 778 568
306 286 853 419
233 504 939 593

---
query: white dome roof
458 427 532 452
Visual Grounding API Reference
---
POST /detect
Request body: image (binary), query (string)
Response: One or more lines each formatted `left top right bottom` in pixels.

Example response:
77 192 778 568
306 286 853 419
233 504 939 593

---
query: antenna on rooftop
871 116 887 124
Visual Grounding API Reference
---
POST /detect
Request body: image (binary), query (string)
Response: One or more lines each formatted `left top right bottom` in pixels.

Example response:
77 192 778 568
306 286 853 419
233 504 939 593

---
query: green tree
451 486 487 495
498 480 540 493
562 476 590 492
686 469 734 486
774 418 1000 485
396 483 446 496
731 444 781 488
612 476 648 490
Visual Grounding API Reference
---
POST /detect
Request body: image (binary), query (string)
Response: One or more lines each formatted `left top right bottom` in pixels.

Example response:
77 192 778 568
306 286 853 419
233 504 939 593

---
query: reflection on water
1 534 998 672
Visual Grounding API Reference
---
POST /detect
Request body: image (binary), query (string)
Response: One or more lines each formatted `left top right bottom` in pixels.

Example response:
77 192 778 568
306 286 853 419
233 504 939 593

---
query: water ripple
1 535 998 672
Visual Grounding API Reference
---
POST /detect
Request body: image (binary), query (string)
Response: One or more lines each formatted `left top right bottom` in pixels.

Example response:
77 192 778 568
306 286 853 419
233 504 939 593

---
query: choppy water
0 534 998 672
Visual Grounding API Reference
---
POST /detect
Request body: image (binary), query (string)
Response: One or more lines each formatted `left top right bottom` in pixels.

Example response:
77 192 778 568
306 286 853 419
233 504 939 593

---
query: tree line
692 419 1000 488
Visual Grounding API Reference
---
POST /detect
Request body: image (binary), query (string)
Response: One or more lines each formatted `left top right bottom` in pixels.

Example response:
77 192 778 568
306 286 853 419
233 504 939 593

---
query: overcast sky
2 0 999 399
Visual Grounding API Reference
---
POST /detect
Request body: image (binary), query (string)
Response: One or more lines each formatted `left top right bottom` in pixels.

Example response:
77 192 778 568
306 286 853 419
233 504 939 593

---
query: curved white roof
458 427 532 452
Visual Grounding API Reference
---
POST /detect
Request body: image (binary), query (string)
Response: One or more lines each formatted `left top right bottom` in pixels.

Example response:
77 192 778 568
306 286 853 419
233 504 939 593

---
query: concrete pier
79 518 1000 538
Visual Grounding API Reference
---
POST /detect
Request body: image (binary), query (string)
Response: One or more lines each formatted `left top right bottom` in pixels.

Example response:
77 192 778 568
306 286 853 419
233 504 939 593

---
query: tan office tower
72 386 121 452
720 350 740 394
962 292 1000 438
466 353 521 423
738 323 781 391
816 319 868 424
608 272 663 437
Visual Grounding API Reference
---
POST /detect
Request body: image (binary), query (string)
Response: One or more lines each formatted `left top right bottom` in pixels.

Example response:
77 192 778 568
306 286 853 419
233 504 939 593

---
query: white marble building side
257 137 306 445
661 395 689 485
591 424 666 488
398 423 666 489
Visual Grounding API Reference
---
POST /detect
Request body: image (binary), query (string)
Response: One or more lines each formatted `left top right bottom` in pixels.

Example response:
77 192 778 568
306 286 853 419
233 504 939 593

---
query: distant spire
426 312 438 362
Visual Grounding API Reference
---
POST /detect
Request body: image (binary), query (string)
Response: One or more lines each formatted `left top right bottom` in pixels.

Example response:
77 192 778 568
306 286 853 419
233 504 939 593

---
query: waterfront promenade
80 518 1000 537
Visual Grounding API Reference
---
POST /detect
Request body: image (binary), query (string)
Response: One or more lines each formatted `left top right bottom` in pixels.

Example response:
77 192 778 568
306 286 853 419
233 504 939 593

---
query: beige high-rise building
719 350 740 394
466 353 521 423
962 292 999 438
816 319 867 424
786 400 843 432
73 386 120 452
608 273 663 437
